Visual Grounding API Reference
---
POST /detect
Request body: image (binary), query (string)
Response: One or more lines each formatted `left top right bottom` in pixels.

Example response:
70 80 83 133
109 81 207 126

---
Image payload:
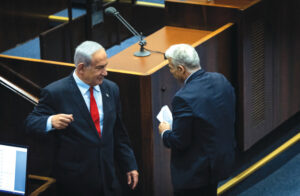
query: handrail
28 174 56 196
0 62 41 91
136 1 165 8
0 76 38 105
0 54 75 67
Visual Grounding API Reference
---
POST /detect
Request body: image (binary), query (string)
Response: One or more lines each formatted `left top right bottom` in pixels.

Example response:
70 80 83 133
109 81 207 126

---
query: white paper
156 105 173 127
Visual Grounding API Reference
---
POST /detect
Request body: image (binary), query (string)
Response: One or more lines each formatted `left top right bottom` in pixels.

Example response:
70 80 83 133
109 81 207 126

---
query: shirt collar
73 71 100 94
184 69 198 84
184 68 205 85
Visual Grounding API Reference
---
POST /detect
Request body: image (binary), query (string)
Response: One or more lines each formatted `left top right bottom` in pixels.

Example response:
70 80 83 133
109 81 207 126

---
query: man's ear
177 65 186 73
77 63 85 73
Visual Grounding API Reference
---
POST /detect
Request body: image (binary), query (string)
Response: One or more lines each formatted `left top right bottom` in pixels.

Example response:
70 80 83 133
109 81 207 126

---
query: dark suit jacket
25 74 137 195
163 69 236 191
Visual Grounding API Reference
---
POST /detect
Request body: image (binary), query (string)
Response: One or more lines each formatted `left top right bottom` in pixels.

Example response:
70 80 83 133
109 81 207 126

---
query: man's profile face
82 49 108 86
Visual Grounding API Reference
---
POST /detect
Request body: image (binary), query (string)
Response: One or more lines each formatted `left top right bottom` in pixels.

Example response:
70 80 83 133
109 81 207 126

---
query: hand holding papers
156 105 173 129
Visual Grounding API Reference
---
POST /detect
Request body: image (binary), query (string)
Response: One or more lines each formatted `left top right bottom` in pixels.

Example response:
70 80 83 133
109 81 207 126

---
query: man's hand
126 170 139 190
158 121 171 134
51 114 74 129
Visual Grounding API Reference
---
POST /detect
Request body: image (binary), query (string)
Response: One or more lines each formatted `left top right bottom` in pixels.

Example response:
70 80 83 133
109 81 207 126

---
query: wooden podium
107 25 235 196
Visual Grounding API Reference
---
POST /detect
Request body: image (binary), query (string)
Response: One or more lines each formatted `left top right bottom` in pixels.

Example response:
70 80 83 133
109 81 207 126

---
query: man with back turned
158 44 236 196
25 41 138 196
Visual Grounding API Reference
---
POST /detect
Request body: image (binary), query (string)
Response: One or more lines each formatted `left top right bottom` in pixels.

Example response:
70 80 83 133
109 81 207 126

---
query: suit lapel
68 75 100 139
100 81 110 138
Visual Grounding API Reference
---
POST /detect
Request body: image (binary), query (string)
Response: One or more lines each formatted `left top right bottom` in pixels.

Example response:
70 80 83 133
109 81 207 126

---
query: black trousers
174 183 218 196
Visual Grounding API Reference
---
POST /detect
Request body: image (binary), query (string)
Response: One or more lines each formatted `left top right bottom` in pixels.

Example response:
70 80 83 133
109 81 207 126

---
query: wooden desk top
108 26 212 76
165 0 261 11
108 24 233 76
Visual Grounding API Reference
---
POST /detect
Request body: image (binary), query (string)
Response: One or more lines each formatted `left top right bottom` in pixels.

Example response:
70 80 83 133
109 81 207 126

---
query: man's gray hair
74 41 104 67
165 44 201 72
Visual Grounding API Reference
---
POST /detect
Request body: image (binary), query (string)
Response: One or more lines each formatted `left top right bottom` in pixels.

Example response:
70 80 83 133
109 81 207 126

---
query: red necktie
90 87 101 137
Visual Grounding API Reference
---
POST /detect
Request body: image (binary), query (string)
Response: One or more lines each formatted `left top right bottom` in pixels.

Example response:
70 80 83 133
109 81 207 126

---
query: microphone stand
105 7 151 57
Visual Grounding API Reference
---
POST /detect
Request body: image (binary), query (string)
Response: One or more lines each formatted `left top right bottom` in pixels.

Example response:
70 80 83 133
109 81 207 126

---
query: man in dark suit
158 44 236 196
25 41 138 196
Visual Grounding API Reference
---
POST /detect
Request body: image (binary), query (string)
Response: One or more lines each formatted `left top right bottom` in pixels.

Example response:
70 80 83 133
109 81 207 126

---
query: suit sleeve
24 88 56 134
163 96 194 151
112 85 138 172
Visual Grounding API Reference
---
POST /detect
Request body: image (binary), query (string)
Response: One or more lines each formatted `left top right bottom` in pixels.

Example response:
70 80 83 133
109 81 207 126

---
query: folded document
156 105 173 128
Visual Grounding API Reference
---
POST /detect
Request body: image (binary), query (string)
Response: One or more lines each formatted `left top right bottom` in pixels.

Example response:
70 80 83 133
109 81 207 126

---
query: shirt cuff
46 116 54 132
161 130 168 139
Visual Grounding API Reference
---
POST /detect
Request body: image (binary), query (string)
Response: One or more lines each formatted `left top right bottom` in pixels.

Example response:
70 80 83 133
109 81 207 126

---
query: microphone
104 7 151 57
104 7 118 16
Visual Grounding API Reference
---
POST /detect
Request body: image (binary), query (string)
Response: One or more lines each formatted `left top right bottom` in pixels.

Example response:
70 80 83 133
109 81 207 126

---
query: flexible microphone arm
105 7 151 57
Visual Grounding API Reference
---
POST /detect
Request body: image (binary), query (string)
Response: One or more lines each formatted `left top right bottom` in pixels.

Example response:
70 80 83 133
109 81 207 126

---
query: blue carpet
0 35 140 60
1 38 40 59
221 125 300 196
238 142 300 196
53 8 86 19
53 8 104 26
1 35 140 60
1 8 87 59
106 36 139 58
138 0 164 4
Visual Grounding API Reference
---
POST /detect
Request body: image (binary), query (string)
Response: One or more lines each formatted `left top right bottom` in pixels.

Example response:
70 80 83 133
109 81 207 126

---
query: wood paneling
269 0 300 127
166 0 260 10
165 0 240 30
241 8 273 149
